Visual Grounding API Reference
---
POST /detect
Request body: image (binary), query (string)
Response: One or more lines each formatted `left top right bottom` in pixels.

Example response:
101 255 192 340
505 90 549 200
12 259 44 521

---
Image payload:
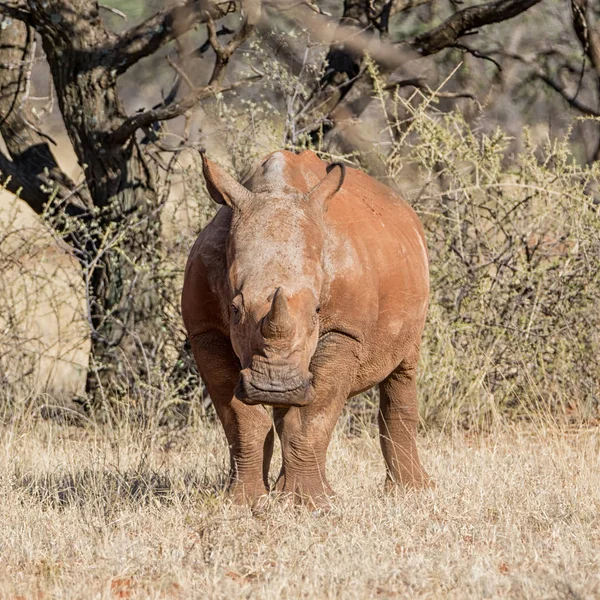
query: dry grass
1 418 598 599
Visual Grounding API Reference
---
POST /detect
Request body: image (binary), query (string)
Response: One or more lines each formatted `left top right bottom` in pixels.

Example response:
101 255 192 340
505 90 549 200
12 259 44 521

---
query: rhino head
201 153 344 407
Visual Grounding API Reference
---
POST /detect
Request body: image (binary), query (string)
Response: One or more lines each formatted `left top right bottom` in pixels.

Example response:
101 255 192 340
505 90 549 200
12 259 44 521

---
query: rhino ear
200 151 253 210
308 163 345 211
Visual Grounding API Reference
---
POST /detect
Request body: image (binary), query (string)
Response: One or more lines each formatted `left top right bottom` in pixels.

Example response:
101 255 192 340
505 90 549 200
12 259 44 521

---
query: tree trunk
0 0 257 415
0 6 168 409
39 36 165 405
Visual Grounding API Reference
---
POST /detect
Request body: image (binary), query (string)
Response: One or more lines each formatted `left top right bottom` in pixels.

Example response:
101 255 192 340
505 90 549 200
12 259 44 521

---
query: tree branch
109 0 262 145
0 18 91 214
0 2 30 23
538 74 600 116
111 0 230 75
413 0 544 56
99 4 127 20
384 77 482 107
110 75 262 146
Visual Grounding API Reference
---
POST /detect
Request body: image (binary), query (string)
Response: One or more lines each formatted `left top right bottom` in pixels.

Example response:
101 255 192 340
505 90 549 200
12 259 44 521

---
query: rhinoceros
182 149 430 506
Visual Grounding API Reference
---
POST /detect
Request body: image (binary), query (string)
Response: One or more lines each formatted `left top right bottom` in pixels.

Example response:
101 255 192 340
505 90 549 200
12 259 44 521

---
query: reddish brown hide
182 150 431 507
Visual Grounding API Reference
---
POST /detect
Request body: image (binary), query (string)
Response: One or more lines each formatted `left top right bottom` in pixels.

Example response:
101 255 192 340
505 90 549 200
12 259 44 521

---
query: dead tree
0 0 260 406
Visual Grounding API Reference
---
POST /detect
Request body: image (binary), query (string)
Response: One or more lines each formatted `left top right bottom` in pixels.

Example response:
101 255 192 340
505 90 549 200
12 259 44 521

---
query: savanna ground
1 416 599 599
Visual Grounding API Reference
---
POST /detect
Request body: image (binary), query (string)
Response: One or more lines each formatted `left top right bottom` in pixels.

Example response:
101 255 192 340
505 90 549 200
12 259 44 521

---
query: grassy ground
1 418 599 599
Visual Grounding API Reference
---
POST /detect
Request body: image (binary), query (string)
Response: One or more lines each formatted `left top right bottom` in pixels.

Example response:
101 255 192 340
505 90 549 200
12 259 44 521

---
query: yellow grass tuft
1 420 598 598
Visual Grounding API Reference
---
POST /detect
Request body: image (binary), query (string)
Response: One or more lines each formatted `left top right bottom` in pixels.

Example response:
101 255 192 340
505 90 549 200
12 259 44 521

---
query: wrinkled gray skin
182 150 431 507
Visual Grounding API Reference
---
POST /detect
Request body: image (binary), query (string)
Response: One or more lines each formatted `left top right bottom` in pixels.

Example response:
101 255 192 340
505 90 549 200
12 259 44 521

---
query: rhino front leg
274 333 359 507
379 361 430 490
190 332 274 505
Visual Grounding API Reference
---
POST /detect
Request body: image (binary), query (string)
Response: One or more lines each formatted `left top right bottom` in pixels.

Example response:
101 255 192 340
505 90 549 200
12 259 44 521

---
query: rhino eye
231 304 242 324
312 306 321 326
231 296 243 324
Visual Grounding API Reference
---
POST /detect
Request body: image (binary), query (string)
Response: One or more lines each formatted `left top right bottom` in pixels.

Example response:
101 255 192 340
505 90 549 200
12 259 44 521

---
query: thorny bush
1 57 599 430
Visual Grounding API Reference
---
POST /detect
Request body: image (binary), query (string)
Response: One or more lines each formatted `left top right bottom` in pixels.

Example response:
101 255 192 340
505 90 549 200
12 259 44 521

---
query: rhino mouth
238 369 314 407
247 379 306 393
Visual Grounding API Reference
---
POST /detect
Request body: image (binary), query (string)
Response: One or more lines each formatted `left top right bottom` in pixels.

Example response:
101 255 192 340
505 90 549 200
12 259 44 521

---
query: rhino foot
274 472 335 510
227 479 269 506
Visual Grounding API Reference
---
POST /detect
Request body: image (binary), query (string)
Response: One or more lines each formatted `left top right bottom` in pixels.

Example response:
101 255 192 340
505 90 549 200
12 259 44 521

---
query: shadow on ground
13 467 225 509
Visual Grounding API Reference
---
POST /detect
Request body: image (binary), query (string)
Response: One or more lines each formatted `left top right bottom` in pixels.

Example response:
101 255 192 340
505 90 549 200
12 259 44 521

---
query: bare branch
192 25 235 56
0 2 30 23
111 0 230 75
99 4 127 20
452 43 503 71
535 71 600 117
571 0 600 77
110 75 261 146
413 0 544 56
384 77 483 108
109 0 262 145
167 57 195 92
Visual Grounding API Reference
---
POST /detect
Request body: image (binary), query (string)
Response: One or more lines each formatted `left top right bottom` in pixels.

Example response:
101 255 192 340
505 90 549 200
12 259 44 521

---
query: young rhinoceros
182 150 431 506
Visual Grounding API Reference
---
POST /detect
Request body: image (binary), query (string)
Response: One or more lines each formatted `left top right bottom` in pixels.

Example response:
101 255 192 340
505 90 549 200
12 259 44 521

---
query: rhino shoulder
185 208 230 307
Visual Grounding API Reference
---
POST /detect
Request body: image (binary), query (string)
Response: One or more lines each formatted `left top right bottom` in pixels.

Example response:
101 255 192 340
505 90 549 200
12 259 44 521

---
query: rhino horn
262 288 294 339
200 151 254 210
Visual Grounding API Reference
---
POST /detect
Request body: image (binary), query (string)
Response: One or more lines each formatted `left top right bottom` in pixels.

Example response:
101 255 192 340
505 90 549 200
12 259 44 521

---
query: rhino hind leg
190 332 274 505
378 361 431 490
